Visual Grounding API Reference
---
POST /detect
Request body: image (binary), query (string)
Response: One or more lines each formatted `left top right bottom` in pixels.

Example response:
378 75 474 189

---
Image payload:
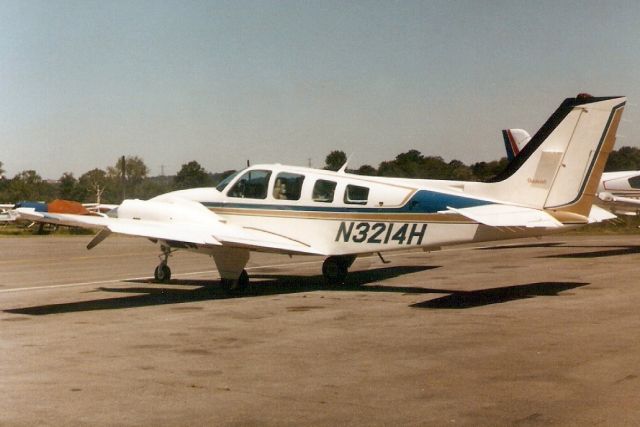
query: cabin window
227 170 271 199
312 179 337 203
628 176 640 189
344 184 369 205
273 172 305 200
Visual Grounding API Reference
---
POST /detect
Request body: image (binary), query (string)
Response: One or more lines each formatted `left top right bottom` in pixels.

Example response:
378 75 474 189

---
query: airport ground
1 234 640 426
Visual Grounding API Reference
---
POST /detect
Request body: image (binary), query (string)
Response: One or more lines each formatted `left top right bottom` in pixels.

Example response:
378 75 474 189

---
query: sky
1 0 640 179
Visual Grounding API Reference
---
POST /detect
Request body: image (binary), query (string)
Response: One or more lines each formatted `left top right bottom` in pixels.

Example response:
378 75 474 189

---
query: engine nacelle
115 199 219 225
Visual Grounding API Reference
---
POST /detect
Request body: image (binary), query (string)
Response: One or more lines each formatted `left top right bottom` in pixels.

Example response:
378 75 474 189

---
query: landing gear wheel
322 256 349 285
154 263 171 283
220 269 249 295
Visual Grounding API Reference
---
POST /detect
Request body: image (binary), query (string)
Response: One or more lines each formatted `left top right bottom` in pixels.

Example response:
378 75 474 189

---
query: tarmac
1 233 640 426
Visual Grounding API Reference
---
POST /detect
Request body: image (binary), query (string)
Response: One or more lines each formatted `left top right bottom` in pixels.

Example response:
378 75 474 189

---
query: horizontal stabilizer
446 204 563 228
588 205 617 223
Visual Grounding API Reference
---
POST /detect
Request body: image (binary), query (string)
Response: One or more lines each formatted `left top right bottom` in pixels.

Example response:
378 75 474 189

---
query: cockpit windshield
215 170 243 192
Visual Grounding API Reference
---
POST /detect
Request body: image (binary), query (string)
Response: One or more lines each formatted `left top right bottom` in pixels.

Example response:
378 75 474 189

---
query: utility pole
121 155 126 201
93 183 104 205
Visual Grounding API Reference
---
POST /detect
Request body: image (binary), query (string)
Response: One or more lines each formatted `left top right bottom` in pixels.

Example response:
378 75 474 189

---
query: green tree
58 172 78 200
7 170 46 201
174 161 211 189
377 160 407 177
0 162 8 202
447 159 474 180
471 158 509 181
324 150 347 171
107 156 149 200
137 176 174 199
354 164 377 176
605 146 640 171
77 168 112 203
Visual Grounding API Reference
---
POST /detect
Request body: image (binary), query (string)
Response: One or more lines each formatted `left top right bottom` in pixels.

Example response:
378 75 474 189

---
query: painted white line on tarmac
0 259 324 294
0 277 149 294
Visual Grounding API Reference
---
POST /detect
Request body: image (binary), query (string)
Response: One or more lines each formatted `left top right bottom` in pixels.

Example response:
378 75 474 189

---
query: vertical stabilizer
476 95 625 220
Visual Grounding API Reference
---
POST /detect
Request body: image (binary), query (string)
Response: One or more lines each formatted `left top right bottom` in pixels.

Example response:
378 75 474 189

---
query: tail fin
502 129 531 161
479 95 625 221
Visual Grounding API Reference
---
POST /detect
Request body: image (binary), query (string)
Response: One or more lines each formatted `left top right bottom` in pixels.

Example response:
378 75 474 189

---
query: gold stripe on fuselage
209 207 474 223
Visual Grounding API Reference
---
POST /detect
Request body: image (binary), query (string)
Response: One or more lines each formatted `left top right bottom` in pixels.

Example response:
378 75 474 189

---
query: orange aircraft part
47 199 90 215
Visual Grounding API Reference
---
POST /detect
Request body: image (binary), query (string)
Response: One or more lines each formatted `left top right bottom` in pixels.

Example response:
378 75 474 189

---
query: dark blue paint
202 189 492 214
14 201 48 212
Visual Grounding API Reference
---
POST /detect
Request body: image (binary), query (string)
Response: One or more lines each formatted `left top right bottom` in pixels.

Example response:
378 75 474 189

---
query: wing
598 192 640 216
13 206 323 255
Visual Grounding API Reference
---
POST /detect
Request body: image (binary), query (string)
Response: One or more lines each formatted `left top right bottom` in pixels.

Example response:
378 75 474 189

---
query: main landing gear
154 245 173 283
151 245 252 295
322 255 356 285
220 269 249 295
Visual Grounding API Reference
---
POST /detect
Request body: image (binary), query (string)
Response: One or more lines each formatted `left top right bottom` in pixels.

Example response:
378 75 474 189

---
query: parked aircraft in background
0 204 15 222
0 200 118 222
503 126 640 216
11 95 625 293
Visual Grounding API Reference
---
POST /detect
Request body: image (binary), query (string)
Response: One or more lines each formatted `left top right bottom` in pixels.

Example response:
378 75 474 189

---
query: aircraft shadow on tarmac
3 266 436 316
476 242 565 250
538 245 640 259
3 267 588 316
410 281 589 309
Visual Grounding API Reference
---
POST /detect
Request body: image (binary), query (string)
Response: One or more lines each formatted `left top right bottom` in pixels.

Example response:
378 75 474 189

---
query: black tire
221 270 249 295
154 264 171 283
322 256 349 285
342 255 357 269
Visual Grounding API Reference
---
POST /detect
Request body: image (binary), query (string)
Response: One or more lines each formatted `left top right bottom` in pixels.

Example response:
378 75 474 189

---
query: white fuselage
151 164 568 257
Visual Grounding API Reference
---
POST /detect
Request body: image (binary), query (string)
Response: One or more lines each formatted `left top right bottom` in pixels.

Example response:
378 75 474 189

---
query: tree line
1 146 640 203
325 146 640 179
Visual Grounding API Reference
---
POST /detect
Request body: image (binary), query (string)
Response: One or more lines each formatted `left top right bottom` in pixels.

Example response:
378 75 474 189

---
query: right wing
598 192 640 216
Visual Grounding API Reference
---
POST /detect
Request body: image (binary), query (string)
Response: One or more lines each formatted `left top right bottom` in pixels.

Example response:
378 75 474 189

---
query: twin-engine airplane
503 121 640 216
12 95 625 293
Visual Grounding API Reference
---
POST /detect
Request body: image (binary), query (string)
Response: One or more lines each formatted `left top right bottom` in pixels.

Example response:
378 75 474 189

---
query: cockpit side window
215 170 241 192
273 172 305 201
312 179 337 203
628 175 640 189
344 184 369 205
227 170 272 199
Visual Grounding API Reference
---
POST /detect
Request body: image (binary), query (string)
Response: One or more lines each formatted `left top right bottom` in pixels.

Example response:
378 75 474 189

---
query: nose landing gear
153 245 174 283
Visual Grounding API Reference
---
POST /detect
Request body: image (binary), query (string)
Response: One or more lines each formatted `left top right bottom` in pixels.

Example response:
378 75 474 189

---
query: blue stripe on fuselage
202 190 492 214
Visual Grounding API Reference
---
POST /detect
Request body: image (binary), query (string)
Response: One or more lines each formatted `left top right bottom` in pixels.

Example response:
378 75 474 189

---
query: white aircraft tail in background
11 94 626 292
502 128 531 161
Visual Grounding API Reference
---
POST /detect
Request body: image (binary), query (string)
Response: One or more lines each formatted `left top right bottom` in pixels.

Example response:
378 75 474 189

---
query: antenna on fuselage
337 153 354 174
247 160 250 167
